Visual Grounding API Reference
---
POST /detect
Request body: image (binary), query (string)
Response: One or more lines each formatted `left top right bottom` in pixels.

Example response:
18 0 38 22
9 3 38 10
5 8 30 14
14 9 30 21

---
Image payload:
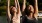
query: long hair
25 5 34 17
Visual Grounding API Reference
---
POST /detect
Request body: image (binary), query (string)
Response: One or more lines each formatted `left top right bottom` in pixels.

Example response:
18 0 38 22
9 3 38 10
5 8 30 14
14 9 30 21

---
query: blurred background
0 0 42 23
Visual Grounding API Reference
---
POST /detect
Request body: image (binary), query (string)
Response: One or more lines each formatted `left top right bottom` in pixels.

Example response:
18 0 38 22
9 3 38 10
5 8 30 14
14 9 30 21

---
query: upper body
22 5 38 23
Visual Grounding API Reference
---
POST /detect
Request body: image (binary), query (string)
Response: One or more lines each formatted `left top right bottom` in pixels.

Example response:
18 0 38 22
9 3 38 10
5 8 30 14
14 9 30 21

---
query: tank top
22 16 38 23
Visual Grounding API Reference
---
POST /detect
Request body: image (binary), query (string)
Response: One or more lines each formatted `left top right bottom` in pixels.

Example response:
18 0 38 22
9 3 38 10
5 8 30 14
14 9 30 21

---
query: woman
7 0 21 23
23 5 38 23
22 0 38 23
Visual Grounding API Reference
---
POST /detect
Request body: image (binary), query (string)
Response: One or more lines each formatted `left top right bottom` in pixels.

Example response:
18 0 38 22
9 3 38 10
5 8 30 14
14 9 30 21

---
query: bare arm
22 0 26 12
34 0 38 19
17 0 21 14
14 0 17 8
12 0 21 23
7 0 11 23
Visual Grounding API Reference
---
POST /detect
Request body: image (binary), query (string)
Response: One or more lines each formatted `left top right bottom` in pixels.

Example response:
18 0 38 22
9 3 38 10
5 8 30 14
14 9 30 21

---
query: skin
11 7 21 23
22 0 26 12
34 0 38 20
22 0 38 20
27 5 34 19
22 0 26 16
7 0 38 23
7 0 21 23
11 0 21 23
22 0 34 19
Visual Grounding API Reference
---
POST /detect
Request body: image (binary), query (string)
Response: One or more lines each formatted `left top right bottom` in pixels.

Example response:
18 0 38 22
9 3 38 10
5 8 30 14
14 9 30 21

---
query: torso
22 16 38 23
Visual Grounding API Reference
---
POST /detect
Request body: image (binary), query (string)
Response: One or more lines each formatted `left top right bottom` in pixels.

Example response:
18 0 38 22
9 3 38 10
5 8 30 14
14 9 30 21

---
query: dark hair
25 7 30 16
10 6 14 15
24 5 33 16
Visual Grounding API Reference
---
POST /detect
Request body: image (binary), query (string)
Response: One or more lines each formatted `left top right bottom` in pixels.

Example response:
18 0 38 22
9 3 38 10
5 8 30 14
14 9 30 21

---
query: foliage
0 6 6 16
0 0 30 6
0 0 7 6
0 0 42 16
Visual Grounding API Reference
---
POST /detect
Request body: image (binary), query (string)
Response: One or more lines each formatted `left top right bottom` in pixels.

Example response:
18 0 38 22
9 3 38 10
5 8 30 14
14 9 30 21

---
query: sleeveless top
22 16 38 23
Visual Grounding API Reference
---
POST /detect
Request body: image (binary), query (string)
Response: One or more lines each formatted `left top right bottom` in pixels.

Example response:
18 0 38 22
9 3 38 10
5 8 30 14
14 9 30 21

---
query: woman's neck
27 13 33 18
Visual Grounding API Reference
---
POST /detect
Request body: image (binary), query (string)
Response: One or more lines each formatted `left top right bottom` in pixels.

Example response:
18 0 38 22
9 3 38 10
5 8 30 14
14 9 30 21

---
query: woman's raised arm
22 0 26 12
34 0 38 19
7 0 11 23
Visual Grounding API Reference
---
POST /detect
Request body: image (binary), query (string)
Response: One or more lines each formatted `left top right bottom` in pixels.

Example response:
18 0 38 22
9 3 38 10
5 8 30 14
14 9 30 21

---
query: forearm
22 0 26 12
7 0 11 23
12 0 20 23
14 0 17 8
7 5 11 23
8 0 11 19
34 0 38 14
16 0 20 10
34 0 38 19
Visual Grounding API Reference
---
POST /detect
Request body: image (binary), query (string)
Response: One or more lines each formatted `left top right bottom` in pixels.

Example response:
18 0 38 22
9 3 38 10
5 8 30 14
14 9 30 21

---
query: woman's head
25 5 34 15
28 5 34 13
10 6 17 15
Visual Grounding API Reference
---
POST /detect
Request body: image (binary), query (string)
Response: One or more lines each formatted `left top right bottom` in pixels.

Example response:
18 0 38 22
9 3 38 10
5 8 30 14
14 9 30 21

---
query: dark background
0 0 42 23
